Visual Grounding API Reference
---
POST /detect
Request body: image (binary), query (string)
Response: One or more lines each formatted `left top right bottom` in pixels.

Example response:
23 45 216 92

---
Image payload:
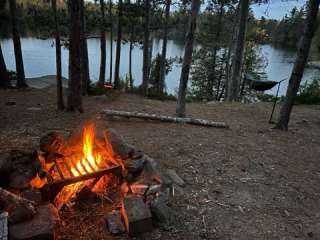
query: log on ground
101 109 229 128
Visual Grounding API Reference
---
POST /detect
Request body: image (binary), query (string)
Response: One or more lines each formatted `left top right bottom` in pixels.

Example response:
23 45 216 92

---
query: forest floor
1 84 320 240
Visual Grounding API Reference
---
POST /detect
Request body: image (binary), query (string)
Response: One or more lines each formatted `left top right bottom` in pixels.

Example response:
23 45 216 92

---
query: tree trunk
80 0 90 95
207 2 224 101
224 3 239 100
109 0 113 84
226 0 249 102
129 36 133 90
114 0 123 89
9 0 27 88
275 0 319 131
67 0 83 112
98 0 106 86
52 0 64 110
148 33 153 76
142 0 151 96
176 0 201 117
159 0 171 96
0 43 10 88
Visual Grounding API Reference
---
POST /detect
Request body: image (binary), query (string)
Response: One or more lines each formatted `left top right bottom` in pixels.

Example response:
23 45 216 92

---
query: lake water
1 37 319 96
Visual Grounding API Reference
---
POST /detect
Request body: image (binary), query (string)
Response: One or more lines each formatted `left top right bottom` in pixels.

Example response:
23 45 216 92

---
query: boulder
104 129 134 159
164 169 185 187
121 196 152 236
9 204 59 240
21 189 42 204
123 156 146 174
150 194 176 227
105 210 125 235
40 132 65 154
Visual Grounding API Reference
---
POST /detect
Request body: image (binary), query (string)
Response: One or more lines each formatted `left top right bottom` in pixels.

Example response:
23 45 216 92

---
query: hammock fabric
244 74 279 91
248 80 279 91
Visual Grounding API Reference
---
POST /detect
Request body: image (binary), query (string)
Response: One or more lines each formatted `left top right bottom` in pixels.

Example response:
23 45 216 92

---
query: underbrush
295 78 320 105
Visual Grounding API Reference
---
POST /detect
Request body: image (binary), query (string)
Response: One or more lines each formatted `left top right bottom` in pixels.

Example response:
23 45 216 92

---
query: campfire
0 123 184 238
30 123 123 209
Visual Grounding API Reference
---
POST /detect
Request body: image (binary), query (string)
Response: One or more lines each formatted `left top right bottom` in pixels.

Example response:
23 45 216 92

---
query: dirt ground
1 86 320 240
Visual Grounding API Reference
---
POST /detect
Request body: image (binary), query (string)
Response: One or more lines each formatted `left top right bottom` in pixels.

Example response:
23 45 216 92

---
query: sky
87 0 307 20
252 0 306 19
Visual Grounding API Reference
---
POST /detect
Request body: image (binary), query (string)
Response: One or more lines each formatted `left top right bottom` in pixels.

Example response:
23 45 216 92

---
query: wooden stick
0 187 36 215
102 109 229 128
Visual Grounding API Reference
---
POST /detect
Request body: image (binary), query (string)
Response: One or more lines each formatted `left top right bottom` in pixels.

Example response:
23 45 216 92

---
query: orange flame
32 123 122 208
71 124 102 176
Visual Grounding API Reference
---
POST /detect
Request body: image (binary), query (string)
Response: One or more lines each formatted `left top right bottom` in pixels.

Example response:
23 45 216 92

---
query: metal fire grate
40 157 122 200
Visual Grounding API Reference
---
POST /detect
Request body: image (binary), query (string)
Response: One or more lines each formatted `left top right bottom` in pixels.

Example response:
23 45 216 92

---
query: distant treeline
0 0 190 41
1 1 319 52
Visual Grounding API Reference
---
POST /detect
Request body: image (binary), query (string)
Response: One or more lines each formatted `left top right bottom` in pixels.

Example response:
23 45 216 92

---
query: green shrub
295 78 320 105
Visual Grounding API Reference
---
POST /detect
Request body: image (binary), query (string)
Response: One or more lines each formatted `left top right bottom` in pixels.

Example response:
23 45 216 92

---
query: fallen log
0 187 36 215
102 109 229 128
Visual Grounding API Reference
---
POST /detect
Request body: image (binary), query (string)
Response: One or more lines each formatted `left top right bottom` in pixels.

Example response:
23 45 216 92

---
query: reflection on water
1 38 319 96
261 44 319 96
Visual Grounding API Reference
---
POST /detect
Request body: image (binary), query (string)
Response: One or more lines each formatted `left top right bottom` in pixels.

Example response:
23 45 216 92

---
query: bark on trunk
102 109 229 128
129 36 133 90
207 2 224 101
67 0 83 112
226 0 249 102
159 0 171 96
176 0 201 117
224 3 239 100
52 0 64 110
80 0 90 95
9 0 27 88
98 0 106 86
142 0 151 96
0 43 10 88
275 0 320 131
114 0 123 89
109 0 113 84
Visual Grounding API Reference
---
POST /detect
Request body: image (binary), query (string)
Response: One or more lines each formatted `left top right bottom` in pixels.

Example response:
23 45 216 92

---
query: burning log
102 109 229 128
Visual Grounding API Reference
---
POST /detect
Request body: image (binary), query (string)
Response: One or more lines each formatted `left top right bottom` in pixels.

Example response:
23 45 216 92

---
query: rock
0 152 11 172
123 156 146 174
9 172 31 190
21 189 42 204
104 129 134 159
105 210 125 235
150 195 176 226
121 196 153 236
0 212 8 240
40 132 65 154
8 206 35 224
9 151 39 190
142 156 171 186
9 204 59 240
164 169 185 187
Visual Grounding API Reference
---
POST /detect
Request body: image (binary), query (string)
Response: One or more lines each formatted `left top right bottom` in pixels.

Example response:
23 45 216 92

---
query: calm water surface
1 38 319 96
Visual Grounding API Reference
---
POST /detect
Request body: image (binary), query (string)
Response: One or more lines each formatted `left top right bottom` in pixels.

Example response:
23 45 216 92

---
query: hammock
244 74 278 91
249 80 279 91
